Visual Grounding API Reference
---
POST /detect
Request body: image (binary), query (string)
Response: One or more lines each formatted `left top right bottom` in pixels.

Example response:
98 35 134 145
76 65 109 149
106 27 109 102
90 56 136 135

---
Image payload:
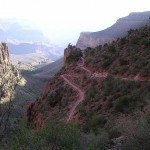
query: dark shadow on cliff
0 71 48 134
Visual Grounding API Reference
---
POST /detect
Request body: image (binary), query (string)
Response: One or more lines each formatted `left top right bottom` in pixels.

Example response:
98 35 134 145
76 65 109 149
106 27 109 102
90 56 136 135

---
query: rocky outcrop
64 44 79 65
0 42 19 102
76 11 150 49
64 47 72 65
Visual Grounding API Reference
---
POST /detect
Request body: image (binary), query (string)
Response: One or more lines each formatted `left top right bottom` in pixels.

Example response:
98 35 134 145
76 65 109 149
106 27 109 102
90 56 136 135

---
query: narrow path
62 55 149 122
61 75 84 122
78 64 92 75
78 56 92 75
79 62 150 82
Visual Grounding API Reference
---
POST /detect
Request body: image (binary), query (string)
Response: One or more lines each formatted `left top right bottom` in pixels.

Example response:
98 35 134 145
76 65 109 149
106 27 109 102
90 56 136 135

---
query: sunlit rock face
76 11 150 50
0 42 19 102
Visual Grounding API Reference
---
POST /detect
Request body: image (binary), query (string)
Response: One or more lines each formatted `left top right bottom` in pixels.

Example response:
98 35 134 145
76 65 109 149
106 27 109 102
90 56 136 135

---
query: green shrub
140 64 150 77
120 37 127 45
141 38 150 47
102 59 111 68
115 93 140 113
91 115 108 128
119 59 128 66
83 113 107 135
116 65 129 74
47 87 63 107
66 49 82 64
108 45 116 53
85 87 98 103
78 105 86 115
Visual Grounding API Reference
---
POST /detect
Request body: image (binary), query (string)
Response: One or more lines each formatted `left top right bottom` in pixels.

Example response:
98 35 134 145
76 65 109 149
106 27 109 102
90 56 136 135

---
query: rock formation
0 42 19 102
76 11 150 49
64 44 72 64
64 44 78 65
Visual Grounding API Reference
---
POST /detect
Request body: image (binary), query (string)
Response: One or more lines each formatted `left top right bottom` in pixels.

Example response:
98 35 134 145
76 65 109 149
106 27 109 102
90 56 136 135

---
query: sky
0 0 149 47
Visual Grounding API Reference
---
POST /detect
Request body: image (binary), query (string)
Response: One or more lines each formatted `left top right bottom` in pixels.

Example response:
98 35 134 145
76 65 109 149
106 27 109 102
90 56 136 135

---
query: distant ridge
76 11 150 49
0 19 63 66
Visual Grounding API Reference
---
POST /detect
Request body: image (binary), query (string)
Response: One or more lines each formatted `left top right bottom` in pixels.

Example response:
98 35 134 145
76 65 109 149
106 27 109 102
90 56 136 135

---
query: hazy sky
0 0 149 46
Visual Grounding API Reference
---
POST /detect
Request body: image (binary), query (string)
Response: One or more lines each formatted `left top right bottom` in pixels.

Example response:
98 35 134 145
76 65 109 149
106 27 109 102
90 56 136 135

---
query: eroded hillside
2 25 147 149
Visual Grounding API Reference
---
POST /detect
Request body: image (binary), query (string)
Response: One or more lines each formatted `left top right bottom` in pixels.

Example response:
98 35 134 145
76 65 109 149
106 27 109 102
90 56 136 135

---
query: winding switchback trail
61 75 84 122
78 64 92 75
61 55 149 122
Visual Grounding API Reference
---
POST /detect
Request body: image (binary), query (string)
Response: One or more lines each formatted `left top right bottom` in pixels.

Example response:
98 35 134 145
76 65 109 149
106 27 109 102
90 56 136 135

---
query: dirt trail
78 56 92 75
61 75 84 122
78 64 92 75
62 55 149 122
79 62 150 82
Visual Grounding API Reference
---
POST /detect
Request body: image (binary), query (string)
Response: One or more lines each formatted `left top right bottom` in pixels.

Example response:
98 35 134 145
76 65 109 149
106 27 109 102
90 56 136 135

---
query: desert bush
102 58 113 68
85 86 98 103
119 59 128 66
141 38 150 47
140 64 150 77
82 113 108 135
120 37 127 45
128 29 135 35
108 45 116 53
66 49 82 64
115 91 141 113
91 115 108 128
78 105 86 115
47 87 63 107
115 65 129 74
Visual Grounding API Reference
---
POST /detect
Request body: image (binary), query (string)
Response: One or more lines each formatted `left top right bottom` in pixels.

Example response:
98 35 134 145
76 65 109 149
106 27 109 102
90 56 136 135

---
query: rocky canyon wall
76 11 150 50
0 42 19 102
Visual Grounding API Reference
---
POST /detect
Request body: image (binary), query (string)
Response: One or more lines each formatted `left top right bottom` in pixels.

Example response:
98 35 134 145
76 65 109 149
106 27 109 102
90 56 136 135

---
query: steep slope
84 25 150 78
76 11 150 49
27 25 150 133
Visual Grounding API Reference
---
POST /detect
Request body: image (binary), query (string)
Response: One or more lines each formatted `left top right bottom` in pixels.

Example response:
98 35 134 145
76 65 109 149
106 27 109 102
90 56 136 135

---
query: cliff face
76 11 150 50
64 47 71 64
0 42 19 101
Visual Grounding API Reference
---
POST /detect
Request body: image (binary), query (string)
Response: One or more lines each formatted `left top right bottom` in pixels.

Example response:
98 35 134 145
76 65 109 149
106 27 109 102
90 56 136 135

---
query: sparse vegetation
141 64 150 77
2 26 150 149
84 26 150 77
